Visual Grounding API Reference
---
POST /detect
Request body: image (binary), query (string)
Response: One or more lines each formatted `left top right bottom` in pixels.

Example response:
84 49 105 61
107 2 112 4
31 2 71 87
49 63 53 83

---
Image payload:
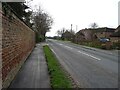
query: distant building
75 30 86 43
94 27 115 39
74 27 115 43
110 25 120 42
74 28 96 43
62 30 74 41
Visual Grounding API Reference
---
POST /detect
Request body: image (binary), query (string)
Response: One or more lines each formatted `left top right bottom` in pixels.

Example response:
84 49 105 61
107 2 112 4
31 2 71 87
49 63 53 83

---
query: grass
43 45 73 88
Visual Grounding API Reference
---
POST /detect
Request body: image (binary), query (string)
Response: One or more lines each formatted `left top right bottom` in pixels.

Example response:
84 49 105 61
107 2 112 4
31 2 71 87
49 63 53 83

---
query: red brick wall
1 8 35 87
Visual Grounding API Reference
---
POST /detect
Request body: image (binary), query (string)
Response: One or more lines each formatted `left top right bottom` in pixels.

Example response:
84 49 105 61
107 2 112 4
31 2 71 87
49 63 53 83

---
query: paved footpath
9 44 50 88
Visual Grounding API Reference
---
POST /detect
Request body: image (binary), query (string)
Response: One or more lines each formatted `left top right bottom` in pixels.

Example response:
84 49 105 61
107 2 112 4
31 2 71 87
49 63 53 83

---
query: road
47 39 118 88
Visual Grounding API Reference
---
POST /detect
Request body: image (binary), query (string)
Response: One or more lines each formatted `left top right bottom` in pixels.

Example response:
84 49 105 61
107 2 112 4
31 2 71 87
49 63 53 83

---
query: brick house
110 25 120 42
75 28 97 43
74 27 115 43
74 30 85 43
94 27 115 39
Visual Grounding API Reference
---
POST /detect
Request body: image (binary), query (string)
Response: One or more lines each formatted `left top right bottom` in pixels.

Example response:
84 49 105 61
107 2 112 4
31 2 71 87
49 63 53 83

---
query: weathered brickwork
1 6 35 88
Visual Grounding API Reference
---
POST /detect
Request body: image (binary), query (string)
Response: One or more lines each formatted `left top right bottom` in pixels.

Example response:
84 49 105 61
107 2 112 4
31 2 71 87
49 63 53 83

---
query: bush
79 41 102 49
35 33 45 43
112 42 120 50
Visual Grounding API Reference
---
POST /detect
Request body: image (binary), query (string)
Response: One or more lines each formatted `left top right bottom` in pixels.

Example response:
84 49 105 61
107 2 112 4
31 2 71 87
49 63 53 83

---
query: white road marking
78 51 101 61
64 46 73 49
51 48 57 56
54 42 101 61
59 44 63 46
109 53 113 54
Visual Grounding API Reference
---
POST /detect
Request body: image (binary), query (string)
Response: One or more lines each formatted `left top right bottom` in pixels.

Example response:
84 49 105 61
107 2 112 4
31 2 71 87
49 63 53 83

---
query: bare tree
56 30 61 37
70 29 75 35
61 28 65 34
33 6 53 41
56 28 66 37
90 22 98 29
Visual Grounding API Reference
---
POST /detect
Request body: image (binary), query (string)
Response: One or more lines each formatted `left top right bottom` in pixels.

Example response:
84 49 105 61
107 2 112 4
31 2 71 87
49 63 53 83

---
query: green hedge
35 33 45 43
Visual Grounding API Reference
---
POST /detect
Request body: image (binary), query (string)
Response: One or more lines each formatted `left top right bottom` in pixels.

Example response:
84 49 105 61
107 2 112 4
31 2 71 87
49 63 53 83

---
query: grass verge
43 45 73 88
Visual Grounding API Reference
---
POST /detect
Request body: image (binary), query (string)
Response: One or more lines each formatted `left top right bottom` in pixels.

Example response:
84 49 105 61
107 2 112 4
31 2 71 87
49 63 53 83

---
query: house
75 28 98 43
75 30 86 43
74 27 116 43
80 29 97 41
62 30 74 41
94 27 115 39
110 25 120 42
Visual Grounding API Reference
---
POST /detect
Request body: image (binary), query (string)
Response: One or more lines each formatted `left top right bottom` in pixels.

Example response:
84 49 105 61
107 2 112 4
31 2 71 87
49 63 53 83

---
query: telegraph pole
118 1 120 25
76 25 78 32
70 24 73 41
71 24 73 32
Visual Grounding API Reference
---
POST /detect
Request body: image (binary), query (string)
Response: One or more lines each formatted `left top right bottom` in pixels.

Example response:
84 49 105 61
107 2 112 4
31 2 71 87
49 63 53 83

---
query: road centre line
57 43 101 60
109 53 113 54
64 46 73 49
59 44 63 46
58 43 73 50
78 51 101 61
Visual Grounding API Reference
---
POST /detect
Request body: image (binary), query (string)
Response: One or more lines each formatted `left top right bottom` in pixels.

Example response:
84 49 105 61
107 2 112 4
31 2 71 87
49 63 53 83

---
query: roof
94 27 115 32
76 30 85 36
111 26 120 37
116 25 120 30
76 27 115 34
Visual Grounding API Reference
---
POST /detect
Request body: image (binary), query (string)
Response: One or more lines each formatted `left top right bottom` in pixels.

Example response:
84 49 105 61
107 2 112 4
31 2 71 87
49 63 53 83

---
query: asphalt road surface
47 39 118 88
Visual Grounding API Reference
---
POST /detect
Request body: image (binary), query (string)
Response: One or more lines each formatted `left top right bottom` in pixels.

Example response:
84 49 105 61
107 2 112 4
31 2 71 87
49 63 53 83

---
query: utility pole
105 27 107 38
71 24 73 32
118 1 120 26
76 25 78 32
70 24 73 41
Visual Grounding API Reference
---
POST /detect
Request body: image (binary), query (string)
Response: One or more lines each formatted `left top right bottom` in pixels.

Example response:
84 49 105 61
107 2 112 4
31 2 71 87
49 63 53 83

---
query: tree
62 30 75 41
90 22 98 29
5 2 33 28
56 28 75 40
6 2 28 19
33 6 53 42
56 30 61 37
56 28 65 38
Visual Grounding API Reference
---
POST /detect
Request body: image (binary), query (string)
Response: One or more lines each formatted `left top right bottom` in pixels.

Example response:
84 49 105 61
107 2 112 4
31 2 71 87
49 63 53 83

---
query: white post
118 1 120 25
0 1 2 89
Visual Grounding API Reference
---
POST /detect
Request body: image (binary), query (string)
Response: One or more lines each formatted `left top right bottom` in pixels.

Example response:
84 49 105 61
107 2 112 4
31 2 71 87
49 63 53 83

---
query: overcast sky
28 0 119 37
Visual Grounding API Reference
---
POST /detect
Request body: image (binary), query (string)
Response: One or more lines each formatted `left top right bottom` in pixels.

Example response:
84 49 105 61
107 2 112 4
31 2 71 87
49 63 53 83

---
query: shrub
112 42 120 50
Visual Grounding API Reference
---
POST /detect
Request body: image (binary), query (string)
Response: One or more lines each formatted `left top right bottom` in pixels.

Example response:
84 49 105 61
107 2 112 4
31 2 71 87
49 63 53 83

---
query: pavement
9 43 50 88
47 39 118 88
